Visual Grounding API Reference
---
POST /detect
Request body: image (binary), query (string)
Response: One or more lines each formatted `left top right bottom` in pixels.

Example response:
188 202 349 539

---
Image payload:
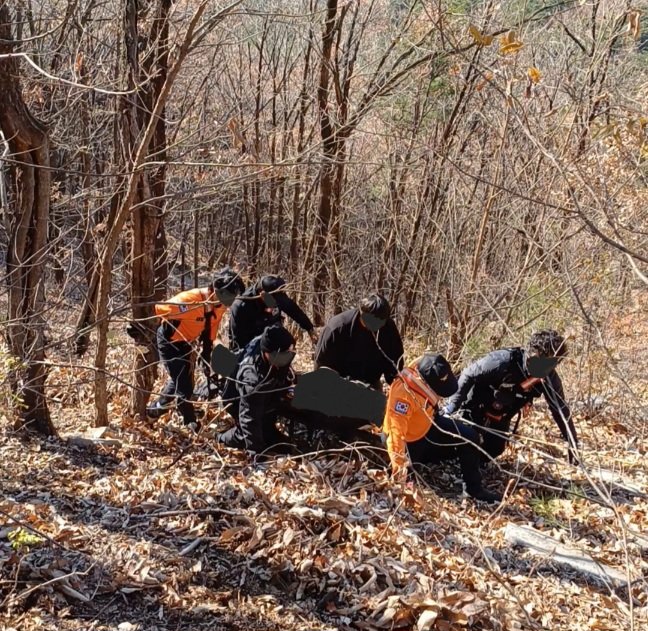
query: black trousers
407 415 483 491
154 326 196 424
217 413 287 453
460 407 513 460
217 392 288 453
220 377 241 421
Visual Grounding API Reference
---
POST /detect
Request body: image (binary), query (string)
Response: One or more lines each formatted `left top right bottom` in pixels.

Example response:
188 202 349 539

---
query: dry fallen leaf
417 607 440 630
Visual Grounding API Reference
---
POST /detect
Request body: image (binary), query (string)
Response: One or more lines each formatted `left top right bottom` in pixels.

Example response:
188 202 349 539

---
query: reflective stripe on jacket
155 288 226 343
383 363 440 475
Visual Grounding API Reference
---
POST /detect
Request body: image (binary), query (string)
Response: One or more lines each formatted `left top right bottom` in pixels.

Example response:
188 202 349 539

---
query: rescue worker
216 324 296 454
444 329 579 465
314 294 404 390
228 275 317 352
384 354 502 502
147 267 245 425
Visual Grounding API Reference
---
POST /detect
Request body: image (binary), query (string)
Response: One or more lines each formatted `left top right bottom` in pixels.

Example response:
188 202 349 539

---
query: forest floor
0 292 646 631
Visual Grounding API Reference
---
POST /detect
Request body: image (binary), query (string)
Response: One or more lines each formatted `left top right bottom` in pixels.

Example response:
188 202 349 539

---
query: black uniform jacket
314 308 404 386
445 348 578 447
228 285 313 351
233 339 294 453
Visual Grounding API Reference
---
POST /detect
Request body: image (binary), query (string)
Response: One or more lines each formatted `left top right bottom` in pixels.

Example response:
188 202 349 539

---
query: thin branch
0 52 139 95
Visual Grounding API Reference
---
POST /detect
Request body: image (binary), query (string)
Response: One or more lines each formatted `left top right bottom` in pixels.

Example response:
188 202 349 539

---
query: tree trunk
289 25 313 277
91 0 212 426
312 0 339 325
0 2 55 435
126 0 171 419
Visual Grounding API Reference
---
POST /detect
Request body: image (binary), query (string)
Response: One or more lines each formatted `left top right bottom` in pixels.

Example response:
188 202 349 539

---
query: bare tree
122 0 172 418
0 1 55 434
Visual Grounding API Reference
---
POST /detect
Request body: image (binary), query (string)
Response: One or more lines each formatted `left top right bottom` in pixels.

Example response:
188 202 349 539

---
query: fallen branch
178 537 205 557
7 566 94 607
504 523 632 586
583 467 647 498
134 507 241 519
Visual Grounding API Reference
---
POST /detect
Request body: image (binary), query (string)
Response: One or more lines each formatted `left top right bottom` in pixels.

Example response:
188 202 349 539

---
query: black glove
126 321 147 343
202 365 212 382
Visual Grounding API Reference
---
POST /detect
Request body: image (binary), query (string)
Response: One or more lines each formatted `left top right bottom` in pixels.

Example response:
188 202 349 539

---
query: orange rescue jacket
155 287 227 344
383 362 441 476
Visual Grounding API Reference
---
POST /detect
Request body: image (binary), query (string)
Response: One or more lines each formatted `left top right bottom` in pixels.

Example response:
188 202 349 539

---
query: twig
7 565 95 607
178 537 205 557
0 52 139 95
134 507 241 519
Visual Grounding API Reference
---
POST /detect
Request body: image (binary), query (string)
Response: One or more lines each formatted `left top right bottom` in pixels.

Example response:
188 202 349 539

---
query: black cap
212 267 245 294
417 353 458 398
260 324 295 353
259 275 286 293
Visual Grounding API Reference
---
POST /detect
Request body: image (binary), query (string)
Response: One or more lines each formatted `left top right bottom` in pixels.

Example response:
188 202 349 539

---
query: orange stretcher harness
484 376 543 423
383 364 443 476
399 366 442 410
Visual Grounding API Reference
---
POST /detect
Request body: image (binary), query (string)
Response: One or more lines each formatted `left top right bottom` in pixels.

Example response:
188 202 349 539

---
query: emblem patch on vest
394 400 409 415
179 304 189 313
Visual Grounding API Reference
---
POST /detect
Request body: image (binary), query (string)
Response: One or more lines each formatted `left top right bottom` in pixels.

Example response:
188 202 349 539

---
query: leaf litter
0 299 646 630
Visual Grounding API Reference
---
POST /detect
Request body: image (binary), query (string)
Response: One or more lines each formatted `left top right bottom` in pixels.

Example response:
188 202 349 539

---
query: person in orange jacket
147 267 245 426
383 353 502 502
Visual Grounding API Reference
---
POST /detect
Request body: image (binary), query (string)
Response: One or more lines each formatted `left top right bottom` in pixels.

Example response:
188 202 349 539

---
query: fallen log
582 466 647 498
64 426 122 449
66 435 122 449
504 523 632 586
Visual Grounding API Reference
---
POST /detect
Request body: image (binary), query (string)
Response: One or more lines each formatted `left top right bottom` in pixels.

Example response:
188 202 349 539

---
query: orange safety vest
155 287 227 344
383 362 441 476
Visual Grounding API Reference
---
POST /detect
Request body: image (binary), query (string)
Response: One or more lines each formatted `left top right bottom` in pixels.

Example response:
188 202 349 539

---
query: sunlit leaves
468 24 493 46
627 9 641 40
500 30 524 55
8 527 43 551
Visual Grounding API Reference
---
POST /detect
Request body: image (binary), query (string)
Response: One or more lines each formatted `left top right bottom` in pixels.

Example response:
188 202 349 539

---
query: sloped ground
0 294 646 631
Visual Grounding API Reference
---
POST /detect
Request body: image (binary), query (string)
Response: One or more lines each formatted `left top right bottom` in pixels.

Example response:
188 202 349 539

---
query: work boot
185 421 201 434
479 454 494 470
182 411 201 429
466 485 502 503
147 400 172 419
177 400 197 426
215 427 246 450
